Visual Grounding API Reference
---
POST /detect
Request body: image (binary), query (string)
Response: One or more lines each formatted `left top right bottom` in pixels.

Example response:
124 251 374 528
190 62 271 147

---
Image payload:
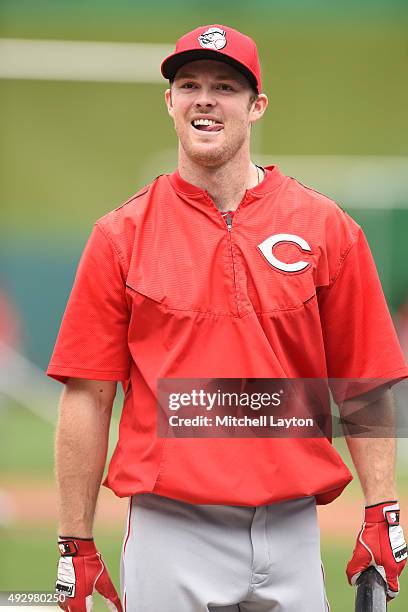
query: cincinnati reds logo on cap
198 27 227 50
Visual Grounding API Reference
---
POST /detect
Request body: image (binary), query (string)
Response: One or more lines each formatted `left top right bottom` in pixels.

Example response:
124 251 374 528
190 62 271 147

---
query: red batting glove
55 537 122 611
346 501 407 599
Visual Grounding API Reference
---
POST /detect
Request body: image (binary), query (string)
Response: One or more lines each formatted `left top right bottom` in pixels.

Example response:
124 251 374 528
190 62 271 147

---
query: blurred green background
1 0 408 609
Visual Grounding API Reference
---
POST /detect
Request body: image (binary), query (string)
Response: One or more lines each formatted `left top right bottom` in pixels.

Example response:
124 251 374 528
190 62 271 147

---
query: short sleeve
317 228 408 401
47 223 131 383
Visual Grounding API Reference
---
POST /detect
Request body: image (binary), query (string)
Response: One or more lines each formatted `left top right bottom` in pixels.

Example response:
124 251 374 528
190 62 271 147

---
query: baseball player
48 25 408 611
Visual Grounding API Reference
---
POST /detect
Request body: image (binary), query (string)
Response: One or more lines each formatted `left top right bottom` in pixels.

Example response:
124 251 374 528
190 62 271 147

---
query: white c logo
257 233 311 273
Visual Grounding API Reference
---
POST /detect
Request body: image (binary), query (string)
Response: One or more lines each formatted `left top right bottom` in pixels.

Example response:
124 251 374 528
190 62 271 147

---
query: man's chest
124 201 321 317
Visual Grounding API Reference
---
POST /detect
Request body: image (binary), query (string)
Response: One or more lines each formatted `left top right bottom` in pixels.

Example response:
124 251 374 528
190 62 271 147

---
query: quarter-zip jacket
48 165 408 506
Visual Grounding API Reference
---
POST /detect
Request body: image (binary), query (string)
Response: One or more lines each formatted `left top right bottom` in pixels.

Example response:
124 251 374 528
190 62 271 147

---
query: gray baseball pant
121 493 330 611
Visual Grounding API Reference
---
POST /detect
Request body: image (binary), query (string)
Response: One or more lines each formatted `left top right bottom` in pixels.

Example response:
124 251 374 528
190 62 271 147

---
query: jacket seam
114 187 150 211
327 227 360 289
94 222 127 275
48 364 128 374
157 301 313 316
365 366 408 379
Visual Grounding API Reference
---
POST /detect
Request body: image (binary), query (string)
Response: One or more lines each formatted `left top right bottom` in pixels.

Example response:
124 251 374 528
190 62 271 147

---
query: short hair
248 91 258 107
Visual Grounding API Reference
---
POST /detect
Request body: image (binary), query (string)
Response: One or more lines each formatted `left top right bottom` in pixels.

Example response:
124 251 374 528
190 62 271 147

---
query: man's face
165 59 267 168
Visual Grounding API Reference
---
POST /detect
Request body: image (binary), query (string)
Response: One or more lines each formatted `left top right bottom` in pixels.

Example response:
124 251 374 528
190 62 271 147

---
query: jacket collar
167 165 286 202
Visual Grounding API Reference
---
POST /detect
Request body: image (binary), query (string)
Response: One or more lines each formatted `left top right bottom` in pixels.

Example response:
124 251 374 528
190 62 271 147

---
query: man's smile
191 117 224 132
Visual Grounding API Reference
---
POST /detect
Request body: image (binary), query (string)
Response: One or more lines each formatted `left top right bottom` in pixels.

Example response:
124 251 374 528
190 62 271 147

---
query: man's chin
185 143 228 168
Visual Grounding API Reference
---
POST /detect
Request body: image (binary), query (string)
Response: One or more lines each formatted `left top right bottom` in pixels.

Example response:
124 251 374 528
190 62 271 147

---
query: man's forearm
345 436 396 505
343 387 397 505
55 379 115 537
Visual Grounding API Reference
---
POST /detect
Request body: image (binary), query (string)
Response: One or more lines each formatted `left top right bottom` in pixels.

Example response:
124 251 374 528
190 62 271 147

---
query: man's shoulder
114 182 153 212
283 173 344 214
94 173 171 237
97 178 156 228
282 172 360 235
89 176 167 263
272 171 361 265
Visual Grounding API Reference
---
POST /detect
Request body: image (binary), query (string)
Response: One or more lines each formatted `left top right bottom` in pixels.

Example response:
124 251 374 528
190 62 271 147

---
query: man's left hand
347 501 407 599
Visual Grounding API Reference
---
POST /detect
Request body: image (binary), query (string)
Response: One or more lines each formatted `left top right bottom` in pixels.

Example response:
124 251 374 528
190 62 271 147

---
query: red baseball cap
161 25 262 94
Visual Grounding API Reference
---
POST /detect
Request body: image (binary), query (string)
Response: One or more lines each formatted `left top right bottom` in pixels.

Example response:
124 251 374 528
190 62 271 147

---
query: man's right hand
55 537 122 611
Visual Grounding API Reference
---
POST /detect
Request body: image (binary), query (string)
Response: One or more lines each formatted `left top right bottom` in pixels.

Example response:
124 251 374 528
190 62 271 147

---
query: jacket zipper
225 213 233 231
224 212 239 315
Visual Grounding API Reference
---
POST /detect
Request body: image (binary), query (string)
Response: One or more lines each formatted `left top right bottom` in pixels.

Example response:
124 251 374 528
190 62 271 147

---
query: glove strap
364 501 399 524
365 500 397 509
58 536 97 557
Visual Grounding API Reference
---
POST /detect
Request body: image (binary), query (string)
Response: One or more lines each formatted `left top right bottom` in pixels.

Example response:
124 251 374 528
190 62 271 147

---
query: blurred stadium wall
0 0 407 369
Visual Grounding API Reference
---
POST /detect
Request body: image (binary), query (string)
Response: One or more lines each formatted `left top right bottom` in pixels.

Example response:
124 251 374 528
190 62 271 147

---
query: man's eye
217 83 234 91
181 82 196 89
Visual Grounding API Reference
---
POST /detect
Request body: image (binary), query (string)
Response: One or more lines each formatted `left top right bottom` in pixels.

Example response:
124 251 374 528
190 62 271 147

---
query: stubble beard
178 126 248 169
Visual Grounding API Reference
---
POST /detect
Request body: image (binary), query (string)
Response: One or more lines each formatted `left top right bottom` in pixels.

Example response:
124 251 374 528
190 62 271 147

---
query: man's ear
249 93 268 125
165 88 174 118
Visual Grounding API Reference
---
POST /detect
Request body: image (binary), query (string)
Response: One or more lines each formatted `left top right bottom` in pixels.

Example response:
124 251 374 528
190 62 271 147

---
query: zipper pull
225 213 232 231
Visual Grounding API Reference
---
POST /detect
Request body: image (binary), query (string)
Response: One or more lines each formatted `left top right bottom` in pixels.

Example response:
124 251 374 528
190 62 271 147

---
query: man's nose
194 88 216 107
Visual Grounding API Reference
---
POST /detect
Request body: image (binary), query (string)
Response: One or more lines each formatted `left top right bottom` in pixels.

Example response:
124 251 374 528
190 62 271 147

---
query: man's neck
177 154 260 212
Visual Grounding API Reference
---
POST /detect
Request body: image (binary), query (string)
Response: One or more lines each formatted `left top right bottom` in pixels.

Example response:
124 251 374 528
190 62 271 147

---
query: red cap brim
161 49 259 93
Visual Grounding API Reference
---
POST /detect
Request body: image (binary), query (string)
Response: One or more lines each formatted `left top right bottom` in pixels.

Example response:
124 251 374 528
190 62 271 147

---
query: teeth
193 119 217 126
